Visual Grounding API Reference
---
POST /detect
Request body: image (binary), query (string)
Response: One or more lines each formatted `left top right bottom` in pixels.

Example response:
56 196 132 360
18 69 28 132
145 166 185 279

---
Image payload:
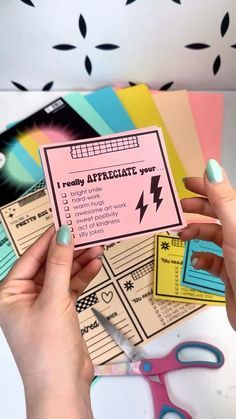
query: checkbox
61 193 67 198
65 213 71 218
63 199 68 204
64 206 69 211
66 220 72 225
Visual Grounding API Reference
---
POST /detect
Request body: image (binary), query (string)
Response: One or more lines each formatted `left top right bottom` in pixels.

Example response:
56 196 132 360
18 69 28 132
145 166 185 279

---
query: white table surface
0 91 236 419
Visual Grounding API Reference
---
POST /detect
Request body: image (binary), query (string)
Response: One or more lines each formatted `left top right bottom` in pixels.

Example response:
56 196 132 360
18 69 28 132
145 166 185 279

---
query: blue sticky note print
181 239 225 296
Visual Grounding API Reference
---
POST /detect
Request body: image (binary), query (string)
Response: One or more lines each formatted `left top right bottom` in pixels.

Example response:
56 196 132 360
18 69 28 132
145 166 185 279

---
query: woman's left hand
0 225 103 418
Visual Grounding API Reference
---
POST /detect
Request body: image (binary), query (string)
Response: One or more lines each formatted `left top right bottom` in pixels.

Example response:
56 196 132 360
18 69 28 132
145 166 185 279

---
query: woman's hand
0 225 103 419
180 159 236 330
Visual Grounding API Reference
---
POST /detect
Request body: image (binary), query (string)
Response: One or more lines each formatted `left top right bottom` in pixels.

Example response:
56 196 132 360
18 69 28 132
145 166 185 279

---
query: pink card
40 127 185 249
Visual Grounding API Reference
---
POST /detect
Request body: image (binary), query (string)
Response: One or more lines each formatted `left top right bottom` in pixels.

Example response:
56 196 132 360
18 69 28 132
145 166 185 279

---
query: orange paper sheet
152 90 205 177
116 85 190 199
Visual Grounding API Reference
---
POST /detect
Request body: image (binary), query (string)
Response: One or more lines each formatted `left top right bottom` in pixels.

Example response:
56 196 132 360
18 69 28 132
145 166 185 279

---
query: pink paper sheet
188 92 224 163
187 92 224 224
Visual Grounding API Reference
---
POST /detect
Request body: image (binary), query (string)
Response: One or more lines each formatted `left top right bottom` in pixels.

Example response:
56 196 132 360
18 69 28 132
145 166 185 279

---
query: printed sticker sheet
76 235 205 365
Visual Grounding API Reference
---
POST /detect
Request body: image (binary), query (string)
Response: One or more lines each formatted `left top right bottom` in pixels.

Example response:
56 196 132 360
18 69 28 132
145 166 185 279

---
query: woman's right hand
180 160 236 330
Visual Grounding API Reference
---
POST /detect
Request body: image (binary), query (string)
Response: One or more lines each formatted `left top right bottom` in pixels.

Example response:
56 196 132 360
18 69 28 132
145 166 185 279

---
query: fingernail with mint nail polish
56 224 71 246
206 159 223 184
176 228 185 237
191 257 199 268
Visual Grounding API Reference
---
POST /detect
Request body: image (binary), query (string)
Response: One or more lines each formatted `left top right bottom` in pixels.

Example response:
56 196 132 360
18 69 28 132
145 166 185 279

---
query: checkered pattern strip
131 261 154 280
23 178 46 196
171 238 185 247
76 292 99 313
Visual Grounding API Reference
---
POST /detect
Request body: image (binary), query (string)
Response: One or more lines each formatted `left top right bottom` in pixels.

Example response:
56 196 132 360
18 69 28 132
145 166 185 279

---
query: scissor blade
91 308 141 361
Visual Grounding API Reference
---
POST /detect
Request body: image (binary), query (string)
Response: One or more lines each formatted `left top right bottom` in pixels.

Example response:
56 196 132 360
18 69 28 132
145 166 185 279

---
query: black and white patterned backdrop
0 0 236 91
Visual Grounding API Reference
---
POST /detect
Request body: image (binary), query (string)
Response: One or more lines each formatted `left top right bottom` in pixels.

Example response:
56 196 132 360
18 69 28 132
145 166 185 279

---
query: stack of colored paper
0 85 225 365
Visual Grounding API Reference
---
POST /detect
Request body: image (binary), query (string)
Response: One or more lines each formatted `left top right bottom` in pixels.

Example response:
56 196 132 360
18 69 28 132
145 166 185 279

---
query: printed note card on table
39 127 185 249
0 188 53 257
0 178 47 280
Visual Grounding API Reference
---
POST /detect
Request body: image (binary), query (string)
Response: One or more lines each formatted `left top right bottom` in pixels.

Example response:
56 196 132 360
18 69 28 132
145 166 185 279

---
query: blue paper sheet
181 239 225 296
64 92 113 135
85 87 135 132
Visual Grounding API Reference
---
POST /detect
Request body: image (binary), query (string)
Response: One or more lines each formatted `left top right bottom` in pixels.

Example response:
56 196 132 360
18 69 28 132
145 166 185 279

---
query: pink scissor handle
145 376 192 419
140 341 224 376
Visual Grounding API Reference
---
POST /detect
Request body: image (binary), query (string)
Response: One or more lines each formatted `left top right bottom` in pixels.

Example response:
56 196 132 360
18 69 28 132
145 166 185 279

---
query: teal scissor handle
175 341 224 368
146 376 192 419
159 405 188 419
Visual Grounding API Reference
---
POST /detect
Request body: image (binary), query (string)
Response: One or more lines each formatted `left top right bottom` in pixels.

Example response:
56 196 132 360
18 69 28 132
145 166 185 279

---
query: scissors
92 308 224 419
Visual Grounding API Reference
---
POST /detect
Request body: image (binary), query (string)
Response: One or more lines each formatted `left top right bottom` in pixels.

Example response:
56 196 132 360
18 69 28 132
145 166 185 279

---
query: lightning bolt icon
150 175 163 211
135 191 148 223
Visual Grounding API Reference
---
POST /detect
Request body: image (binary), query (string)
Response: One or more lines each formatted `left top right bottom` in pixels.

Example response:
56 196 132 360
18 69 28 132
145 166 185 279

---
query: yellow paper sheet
152 90 205 177
153 234 225 306
116 85 190 199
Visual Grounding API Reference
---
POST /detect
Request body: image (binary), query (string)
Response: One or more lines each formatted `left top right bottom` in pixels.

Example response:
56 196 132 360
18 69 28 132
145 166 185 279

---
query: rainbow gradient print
0 97 98 207
5 126 74 185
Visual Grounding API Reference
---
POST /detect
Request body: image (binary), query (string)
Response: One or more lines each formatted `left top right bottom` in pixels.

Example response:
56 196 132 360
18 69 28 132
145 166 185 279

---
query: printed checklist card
39 127 185 249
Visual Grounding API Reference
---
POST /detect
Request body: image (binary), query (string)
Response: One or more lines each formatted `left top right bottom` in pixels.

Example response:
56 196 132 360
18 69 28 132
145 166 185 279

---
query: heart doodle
101 291 113 304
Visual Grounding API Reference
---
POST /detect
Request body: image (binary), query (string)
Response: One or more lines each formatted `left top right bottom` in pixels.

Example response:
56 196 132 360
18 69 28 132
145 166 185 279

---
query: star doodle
53 14 120 76
161 241 170 251
7 208 16 218
185 12 236 75
124 280 134 291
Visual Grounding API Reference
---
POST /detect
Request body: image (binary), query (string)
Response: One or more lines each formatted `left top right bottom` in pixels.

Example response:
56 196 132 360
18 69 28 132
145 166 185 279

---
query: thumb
40 224 74 301
204 159 236 238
